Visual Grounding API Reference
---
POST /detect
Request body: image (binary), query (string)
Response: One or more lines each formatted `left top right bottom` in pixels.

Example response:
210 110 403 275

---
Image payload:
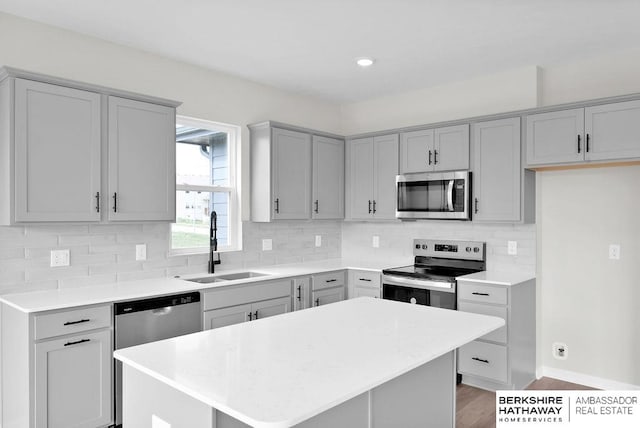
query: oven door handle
382 275 455 293
447 180 454 212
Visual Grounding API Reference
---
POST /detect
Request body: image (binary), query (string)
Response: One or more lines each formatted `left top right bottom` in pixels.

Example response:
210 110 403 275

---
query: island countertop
114 297 504 428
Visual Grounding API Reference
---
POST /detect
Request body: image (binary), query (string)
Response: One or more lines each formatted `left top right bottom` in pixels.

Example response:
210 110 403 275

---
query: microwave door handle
447 180 454 211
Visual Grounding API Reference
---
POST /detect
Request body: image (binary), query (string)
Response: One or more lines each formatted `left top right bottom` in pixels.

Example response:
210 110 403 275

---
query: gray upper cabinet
526 100 640 166
400 124 469 173
526 108 584 166
472 118 522 222
585 100 640 161
0 67 180 225
108 97 176 221
249 123 312 221
346 134 398 220
312 135 344 219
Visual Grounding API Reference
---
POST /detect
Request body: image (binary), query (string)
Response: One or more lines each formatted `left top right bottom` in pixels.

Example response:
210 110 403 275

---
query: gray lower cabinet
345 134 399 220
472 117 531 223
107 96 176 221
0 303 113 428
457 278 535 390
311 270 346 306
348 269 381 299
292 276 311 311
526 100 640 166
312 135 344 219
202 279 292 329
399 124 469 173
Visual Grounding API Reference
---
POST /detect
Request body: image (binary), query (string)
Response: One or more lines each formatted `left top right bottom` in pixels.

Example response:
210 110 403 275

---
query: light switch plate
136 244 147 261
609 244 620 260
50 249 70 267
372 236 380 248
507 241 518 256
315 235 322 247
262 239 272 251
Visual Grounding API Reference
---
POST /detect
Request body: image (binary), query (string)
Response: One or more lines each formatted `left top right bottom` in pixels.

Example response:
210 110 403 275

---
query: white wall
537 166 640 387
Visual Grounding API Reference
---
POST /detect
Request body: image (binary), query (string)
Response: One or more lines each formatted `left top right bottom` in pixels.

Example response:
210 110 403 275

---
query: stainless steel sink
184 271 268 284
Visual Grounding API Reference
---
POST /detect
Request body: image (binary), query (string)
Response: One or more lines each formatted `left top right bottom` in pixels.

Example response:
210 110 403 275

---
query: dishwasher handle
151 307 173 316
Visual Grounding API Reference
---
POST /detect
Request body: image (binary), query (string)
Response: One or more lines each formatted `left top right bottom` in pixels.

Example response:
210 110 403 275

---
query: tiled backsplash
342 221 536 273
0 219 534 295
0 221 342 295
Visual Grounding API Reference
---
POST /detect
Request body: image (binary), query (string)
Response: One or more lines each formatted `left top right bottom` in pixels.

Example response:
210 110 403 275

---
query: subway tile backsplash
0 219 534 295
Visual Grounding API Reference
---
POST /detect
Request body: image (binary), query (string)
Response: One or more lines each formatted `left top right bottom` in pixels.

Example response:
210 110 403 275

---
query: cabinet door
526 108 584 166
293 277 311 311
272 128 312 219
585 100 640 161
35 329 112 428
353 287 380 299
108 96 176 221
473 118 521 222
312 136 344 219
203 303 252 330
252 296 290 320
434 124 469 171
312 287 345 307
14 79 101 222
399 129 433 173
346 137 375 219
372 134 399 219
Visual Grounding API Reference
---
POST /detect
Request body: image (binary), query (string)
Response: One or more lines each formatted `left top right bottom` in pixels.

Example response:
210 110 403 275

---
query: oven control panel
413 239 485 260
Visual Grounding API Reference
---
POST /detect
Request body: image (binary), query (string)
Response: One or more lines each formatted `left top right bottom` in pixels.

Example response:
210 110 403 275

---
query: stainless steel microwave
396 171 471 220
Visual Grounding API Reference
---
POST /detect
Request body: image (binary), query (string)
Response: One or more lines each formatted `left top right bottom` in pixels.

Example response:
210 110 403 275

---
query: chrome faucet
209 211 221 273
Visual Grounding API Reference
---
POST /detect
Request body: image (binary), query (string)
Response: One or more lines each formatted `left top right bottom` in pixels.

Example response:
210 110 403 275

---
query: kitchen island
114 297 503 428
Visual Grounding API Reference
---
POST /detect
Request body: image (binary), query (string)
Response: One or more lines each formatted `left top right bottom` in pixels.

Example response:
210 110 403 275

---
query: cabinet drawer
458 301 508 344
458 282 507 305
34 305 111 340
203 280 291 311
312 270 346 291
458 341 508 384
350 270 381 288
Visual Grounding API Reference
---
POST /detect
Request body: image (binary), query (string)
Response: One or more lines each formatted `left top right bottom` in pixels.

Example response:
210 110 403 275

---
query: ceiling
1 0 639 103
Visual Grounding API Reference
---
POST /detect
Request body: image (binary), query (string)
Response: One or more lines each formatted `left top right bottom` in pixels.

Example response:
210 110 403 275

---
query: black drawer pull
254 310 259 320
472 357 489 364
63 319 90 326
315 298 320 306
64 339 90 347
359 278 372 282
248 312 253 321
297 285 302 301
325 279 337 283
471 292 490 296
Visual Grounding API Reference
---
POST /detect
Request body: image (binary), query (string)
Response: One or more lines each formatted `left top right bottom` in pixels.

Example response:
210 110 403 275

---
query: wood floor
456 377 596 428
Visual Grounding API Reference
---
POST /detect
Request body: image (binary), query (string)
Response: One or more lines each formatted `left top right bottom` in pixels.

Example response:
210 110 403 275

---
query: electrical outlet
315 235 322 247
609 244 620 260
262 239 272 251
552 342 568 360
372 236 380 248
135 244 147 261
50 250 70 267
507 241 518 256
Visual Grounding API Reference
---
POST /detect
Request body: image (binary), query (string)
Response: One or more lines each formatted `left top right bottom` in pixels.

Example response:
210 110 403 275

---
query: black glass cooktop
382 264 479 281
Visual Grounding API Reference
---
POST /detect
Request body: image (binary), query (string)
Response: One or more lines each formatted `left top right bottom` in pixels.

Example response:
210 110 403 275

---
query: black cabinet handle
63 319 90 326
113 193 117 212
254 310 258 320
275 198 280 214
64 339 90 347
586 133 590 152
428 150 432 165
359 278 372 282
95 192 100 213
372 200 377 214
315 298 320 306
314 200 319 214
434 150 438 165
474 198 479 214
472 357 489 364
297 285 302 301
325 279 337 283
248 312 253 321
577 134 581 153
472 292 490 296
368 200 372 214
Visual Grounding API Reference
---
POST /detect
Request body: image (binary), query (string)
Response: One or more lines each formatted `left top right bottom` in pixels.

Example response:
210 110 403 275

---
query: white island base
115 298 503 428
123 351 455 428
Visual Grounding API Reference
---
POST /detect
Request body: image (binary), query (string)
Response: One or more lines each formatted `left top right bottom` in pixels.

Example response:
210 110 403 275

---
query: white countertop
114 297 504 428
0 258 400 313
456 271 535 286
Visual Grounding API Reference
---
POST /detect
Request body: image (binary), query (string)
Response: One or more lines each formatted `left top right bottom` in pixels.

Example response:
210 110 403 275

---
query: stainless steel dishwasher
114 291 201 427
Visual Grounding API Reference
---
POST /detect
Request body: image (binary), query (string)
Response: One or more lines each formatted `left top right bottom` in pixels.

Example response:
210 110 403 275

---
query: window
171 116 241 253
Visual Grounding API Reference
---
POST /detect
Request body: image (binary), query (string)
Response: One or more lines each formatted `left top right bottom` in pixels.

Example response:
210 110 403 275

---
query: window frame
170 115 242 255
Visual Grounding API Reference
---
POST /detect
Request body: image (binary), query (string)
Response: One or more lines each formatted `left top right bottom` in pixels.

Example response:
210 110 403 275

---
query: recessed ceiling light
356 57 375 67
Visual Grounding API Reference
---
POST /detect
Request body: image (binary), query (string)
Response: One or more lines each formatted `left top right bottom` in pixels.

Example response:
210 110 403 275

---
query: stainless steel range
382 239 486 309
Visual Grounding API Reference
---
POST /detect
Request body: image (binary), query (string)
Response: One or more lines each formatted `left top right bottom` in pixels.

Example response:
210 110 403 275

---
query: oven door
396 171 470 220
381 274 457 310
